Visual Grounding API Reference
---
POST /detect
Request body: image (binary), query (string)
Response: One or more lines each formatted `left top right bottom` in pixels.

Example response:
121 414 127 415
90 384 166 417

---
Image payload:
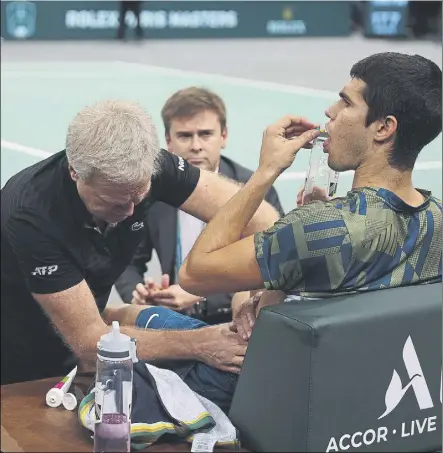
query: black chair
230 283 442 452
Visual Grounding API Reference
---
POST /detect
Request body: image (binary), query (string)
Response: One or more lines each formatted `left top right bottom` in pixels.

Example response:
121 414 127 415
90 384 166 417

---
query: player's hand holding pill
258 115 320 178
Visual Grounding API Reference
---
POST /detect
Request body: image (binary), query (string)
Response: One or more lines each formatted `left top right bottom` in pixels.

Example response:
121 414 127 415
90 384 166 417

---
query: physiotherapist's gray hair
66 99 161 184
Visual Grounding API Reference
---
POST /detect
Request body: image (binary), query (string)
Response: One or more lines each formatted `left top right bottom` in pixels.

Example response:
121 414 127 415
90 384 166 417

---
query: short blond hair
66 100 160 184
161 87 227 135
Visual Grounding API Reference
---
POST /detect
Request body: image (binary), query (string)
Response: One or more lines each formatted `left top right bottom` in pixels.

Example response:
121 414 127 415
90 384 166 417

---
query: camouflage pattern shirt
254 187 442 298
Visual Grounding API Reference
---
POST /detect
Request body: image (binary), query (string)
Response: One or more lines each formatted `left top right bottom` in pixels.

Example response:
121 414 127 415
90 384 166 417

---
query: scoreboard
364 1 409 37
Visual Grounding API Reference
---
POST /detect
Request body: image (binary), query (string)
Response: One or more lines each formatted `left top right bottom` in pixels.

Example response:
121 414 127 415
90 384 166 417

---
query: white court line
2 139 441 182
1 72 131 79
1 140 51 158
114 60 338 99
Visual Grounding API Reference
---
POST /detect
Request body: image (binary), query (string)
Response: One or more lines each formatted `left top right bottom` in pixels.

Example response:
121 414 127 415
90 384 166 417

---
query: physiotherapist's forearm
120 326 210 363
103 305 215 363
78 323 213 365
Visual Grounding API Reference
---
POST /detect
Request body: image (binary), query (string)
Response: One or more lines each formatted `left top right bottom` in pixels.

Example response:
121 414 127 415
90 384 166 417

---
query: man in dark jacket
118 0 143 40
115 87 284 324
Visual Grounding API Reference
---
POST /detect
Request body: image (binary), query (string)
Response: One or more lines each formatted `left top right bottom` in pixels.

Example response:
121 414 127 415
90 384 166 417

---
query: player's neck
352 164 425 207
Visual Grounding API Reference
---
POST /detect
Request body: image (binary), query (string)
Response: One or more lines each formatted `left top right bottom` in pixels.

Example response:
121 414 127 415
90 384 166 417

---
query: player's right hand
259 116 319 177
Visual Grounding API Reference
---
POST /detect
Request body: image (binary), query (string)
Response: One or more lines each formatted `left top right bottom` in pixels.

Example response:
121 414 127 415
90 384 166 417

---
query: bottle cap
97 321 132 359
317 126 329 140
62 393 77 411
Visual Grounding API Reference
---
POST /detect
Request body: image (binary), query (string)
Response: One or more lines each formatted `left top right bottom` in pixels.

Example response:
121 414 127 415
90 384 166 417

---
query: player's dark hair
351 52 442 170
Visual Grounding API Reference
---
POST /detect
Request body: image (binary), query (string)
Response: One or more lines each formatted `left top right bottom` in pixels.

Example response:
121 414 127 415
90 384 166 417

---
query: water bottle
93 321 138 453
302 128 339 204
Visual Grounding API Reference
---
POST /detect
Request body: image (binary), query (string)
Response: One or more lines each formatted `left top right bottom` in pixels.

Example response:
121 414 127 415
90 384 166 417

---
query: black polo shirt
1 149 200 384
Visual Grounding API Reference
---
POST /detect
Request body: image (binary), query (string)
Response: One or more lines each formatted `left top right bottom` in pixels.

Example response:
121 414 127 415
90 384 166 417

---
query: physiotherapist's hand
197 323 248 374
259 116 320 177
149 284 204 311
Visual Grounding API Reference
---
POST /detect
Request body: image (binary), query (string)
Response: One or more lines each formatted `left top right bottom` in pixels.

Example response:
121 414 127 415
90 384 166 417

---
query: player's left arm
180 169 280 237
179 163 291 296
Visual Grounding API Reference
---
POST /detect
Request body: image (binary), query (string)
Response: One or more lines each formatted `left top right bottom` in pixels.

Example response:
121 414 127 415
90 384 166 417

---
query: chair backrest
229 283 442 452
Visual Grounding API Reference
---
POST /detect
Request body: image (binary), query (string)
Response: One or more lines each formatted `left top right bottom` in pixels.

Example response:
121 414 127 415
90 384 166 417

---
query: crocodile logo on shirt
131 221 144 231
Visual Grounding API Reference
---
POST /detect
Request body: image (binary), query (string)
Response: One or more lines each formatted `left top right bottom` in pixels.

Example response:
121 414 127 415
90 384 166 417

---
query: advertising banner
1 1 351 40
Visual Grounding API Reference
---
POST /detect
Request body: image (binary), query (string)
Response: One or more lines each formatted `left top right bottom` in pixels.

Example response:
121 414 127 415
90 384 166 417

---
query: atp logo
379 335 441 419
32 265 58 276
